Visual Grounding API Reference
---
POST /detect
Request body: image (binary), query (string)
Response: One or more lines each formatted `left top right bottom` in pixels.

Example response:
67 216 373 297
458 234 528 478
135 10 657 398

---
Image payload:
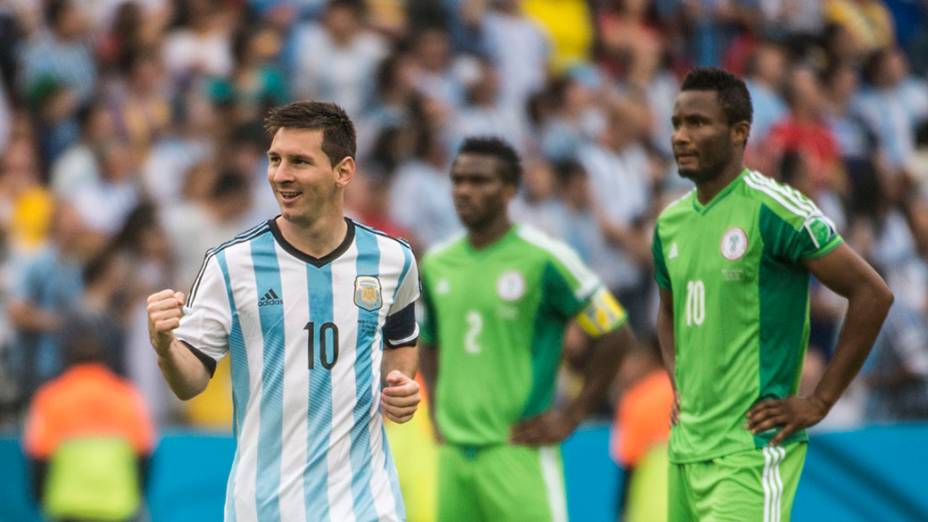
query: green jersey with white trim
420 225 627 446
652 169 842 463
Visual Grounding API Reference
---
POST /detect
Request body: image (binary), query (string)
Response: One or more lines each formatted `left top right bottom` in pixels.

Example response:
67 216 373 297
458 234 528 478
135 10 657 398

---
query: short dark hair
327 0 365 16
263 101 357 167
82 249 119 287
680 68 753 126
59 314 106 366
456 136 522 186
45 0 72 29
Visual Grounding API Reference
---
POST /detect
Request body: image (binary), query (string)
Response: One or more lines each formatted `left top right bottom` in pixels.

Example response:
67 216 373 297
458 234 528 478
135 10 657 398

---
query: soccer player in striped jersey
146 101 421 522
419 137 637 521
654 68 893 521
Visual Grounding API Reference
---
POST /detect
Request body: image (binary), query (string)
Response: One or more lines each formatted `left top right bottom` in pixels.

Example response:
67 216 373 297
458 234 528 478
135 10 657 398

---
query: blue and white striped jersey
174 217 419 522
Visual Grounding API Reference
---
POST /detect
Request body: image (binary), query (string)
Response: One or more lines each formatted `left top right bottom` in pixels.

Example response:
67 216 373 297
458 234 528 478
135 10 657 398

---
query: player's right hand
147 289 186 356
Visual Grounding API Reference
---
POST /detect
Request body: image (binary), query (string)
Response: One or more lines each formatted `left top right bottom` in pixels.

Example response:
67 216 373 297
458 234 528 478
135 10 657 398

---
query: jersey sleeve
417 267 436 347
388 250 420 315
174 253 232 362
541 241 601 316
543 252 627 337
383 248 420 347
759 197 843 264
651 223 671 290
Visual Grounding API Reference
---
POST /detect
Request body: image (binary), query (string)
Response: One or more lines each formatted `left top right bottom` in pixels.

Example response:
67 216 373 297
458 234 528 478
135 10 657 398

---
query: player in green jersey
419 137 637 521
653 68 893 521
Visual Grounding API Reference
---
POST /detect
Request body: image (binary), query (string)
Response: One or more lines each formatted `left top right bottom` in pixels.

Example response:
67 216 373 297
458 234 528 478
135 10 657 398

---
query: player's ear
732 121 750 149
334 156 355 188
502 181 518 200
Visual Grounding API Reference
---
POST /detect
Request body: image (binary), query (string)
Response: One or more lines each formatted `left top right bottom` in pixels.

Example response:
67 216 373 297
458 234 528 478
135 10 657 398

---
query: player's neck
696 161 744 205
467 216 512 250
276 213 348 259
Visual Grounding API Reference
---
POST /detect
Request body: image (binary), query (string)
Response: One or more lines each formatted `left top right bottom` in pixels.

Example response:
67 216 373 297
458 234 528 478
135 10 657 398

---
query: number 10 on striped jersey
305 321 339 369
685 280 705 327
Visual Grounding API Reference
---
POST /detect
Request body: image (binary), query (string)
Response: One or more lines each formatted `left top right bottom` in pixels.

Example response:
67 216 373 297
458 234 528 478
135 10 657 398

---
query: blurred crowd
0 0 927 440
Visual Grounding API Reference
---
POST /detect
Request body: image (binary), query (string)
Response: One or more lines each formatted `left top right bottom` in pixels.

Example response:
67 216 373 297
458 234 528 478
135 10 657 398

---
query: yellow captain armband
575 287 628 337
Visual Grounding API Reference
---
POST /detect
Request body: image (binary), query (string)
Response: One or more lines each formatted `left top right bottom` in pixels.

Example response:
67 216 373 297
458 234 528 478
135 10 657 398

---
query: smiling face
266 128 354 226
671 90 748 184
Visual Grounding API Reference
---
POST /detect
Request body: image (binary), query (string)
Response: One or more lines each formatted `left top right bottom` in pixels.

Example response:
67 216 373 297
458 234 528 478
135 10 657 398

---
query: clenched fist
147 289 186 356
381 370 420 424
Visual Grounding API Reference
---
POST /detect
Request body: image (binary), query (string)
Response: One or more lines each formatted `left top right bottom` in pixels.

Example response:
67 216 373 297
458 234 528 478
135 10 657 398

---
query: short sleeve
382 248 420 348
389 250 420 315
417 276 436 346
542 242 603 319
759 204 843 264
174 253 232 362
651 224 671 290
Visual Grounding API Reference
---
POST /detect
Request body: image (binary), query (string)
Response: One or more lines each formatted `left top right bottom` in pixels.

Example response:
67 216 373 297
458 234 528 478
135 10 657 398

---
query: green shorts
669 442 807 522
436 443 568 522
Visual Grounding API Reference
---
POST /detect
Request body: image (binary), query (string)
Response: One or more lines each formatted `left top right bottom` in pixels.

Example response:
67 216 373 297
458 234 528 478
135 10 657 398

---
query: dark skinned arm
418 343 444 442
656 287 679 425
747 243 893 445
511 323 635 446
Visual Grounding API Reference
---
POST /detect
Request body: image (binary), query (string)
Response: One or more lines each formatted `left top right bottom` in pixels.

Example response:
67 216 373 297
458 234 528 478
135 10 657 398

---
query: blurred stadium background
0 0 927 521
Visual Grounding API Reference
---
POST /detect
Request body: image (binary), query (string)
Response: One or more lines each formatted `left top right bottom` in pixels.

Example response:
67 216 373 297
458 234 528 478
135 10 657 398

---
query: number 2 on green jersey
685 280 705 327
465 310 482 354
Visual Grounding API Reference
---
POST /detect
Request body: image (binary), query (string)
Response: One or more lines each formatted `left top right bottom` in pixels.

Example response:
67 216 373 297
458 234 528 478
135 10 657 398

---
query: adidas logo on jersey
669 242 679 259
258 289 282 307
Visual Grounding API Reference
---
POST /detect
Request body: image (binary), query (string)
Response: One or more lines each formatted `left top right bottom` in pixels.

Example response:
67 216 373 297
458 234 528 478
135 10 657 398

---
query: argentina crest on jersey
354 275 383 311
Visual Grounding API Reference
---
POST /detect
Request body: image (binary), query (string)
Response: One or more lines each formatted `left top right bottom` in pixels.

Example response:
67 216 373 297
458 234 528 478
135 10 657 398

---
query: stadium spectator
821 61 880 178
854 47 928 171
537 72 603 162
1 135 54 258
162 167 254 285
8 202 93 402
161 0 235 84
764 66 846 202
743 41 788 147
579 100 653 329
290 0 386 116
451 57 527 154
113 204 180 426
410 26 464 110
49 101 116 199
480 0 550 108
107 47 171 150
388 119 459 251
610 342 673 522
556 159 614 280
509 157 565 238
17 0 96 105
69 138 141 237
23 314 155 522
861 292 928 421
140 92 217 208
